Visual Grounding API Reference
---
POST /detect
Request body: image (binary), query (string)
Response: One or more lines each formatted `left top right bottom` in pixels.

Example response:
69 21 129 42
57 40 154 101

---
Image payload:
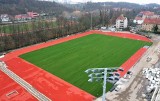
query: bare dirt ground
95 34 160 101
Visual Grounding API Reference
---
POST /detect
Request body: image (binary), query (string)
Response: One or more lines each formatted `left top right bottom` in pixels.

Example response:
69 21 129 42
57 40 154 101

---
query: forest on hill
0 0 73 15
67 2 160 13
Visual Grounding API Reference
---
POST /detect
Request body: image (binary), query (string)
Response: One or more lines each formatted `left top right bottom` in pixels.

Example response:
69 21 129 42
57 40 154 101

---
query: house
0 14 10 22
152 15 160 19
141 18 160 31
116 14 128 29
133 11 160 24
15 14 32 21
15 12 39 22
27 12 39 18
113 8 132 12
141 11 155 19
133 17 144 24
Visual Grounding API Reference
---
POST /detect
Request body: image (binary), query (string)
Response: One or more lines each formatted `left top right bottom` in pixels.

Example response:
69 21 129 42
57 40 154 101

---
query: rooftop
140 11 155 16
143 18 160 25
135 17 143 20
117 15 127 20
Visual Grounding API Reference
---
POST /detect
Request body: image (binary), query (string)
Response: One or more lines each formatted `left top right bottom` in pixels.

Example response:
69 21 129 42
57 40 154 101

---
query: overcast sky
51 0 160 4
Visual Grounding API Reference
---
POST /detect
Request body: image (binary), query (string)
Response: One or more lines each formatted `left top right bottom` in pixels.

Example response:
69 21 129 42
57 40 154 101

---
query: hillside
67 2 160 11
0 0 73 15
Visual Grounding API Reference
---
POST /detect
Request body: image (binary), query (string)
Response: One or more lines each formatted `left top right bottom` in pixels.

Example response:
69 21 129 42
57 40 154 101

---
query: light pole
102 3 106 27
85 67 124 101
90 12 93 30
102 68 107 101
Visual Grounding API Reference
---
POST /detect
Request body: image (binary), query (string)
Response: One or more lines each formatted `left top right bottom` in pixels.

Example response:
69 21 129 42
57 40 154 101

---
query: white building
116 14 128 29
133 17 144 24
0 14 10 22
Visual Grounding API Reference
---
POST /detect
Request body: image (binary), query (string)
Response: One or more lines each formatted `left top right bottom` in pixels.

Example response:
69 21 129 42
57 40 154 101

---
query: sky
49 0 160 4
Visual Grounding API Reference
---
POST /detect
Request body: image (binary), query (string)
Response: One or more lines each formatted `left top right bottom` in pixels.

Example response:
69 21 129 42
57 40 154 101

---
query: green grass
20 34 152 97
0 21 57 34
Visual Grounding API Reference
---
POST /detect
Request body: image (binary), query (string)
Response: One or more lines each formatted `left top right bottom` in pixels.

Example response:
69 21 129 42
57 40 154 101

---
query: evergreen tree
153 25 159 33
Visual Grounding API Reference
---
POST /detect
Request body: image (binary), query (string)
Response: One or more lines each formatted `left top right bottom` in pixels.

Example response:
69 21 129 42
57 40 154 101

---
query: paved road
0 61 52 101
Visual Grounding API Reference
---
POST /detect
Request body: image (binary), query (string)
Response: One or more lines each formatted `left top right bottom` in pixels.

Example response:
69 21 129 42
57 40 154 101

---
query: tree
4 36 15 50
153 24 159 33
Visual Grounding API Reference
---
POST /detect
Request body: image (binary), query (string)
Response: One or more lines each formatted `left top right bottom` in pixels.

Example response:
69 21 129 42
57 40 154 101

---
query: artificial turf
20 34 152 97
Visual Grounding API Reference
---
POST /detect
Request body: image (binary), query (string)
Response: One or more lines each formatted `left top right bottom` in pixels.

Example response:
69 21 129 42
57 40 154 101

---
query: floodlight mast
90 12 92 30
102 69 107 101
85 67 122 101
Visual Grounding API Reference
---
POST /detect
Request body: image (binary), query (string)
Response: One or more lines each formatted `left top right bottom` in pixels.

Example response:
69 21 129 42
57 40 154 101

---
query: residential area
133 11 160 33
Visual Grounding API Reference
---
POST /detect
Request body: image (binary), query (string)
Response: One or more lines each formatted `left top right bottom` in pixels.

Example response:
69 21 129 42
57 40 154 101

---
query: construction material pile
143 68 160 93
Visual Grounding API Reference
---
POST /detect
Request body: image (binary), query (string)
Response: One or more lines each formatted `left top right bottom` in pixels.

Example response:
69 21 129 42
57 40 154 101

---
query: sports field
20 34 152 97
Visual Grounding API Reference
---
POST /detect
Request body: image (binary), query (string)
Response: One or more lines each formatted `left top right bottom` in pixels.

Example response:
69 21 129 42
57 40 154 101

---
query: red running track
4 57 94 101
91 30 151 42
0 71 37 101
0 30 151 101
118 47 147 77
0 31 95 101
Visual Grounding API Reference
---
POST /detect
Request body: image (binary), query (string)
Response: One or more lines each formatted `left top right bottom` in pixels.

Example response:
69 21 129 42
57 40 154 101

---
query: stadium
0 30 152 101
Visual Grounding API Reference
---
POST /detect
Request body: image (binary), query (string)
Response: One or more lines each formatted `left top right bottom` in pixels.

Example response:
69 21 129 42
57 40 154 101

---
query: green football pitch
20 34 152 97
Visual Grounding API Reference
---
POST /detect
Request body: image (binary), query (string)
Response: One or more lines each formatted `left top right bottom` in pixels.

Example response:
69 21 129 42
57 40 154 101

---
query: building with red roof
133 11 160 25
140 11 155 16
15 12 39 21
116 14 128 29
15 14 31 21
142 18 160 31
27 12 39 18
